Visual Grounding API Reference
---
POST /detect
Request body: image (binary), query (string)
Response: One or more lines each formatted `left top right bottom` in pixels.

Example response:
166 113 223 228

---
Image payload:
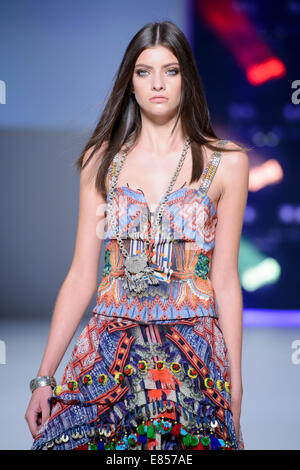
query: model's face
132 45 181 117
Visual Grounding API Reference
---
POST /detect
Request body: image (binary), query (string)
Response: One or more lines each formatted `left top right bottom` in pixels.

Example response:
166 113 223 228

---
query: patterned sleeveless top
92 140 228 324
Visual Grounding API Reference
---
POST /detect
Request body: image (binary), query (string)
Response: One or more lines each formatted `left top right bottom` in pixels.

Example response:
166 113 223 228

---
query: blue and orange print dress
31 140 245 451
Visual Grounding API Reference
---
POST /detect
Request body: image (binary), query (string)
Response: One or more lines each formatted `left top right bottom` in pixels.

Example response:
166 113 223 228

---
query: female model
25 20 249 450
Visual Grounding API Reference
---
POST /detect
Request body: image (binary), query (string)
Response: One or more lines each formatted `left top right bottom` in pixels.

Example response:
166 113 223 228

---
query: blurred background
1 0 299 450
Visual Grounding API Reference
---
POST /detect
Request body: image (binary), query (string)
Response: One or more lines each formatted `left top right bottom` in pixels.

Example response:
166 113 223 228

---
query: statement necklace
107 136 191 295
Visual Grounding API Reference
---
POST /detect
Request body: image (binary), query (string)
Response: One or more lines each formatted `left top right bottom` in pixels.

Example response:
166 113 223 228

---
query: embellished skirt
30 313 245 450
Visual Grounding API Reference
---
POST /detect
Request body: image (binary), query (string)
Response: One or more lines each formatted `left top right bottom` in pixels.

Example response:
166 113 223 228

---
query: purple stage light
243 309 300 327
243 205 256 223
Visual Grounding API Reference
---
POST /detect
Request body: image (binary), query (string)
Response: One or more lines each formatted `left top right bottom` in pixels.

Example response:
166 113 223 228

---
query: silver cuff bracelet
30 376 57 393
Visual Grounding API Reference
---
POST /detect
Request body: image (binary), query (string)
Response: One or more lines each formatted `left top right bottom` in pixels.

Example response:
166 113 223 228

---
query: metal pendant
124 253 148 274
123 254 160 295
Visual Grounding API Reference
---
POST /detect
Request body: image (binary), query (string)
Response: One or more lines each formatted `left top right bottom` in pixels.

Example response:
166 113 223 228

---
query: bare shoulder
220 139 249 166
218 140 250 196
81 140 109 168
80 141 109 191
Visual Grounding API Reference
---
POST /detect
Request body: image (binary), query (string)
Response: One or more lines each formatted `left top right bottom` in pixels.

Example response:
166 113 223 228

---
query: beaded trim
199 140 228 195
42 412 236 450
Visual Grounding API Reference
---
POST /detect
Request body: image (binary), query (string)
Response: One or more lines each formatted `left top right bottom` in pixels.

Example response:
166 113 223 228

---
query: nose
151 72 166 91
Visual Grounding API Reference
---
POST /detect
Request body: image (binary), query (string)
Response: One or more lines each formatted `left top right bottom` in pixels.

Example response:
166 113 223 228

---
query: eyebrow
134 62 179 68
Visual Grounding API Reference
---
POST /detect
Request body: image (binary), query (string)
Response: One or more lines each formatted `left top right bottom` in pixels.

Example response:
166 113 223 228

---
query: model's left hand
230 396 242 438
230 384 243 438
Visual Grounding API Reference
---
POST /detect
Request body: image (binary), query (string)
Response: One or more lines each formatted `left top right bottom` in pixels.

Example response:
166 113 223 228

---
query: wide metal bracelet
30 376 57 393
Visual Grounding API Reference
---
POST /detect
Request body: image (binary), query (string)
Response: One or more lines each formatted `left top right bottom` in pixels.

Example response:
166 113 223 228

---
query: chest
105 185 218 248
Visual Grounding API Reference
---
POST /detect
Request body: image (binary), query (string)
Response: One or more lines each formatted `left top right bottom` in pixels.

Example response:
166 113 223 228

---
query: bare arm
37 145 107 377
210 143 249 398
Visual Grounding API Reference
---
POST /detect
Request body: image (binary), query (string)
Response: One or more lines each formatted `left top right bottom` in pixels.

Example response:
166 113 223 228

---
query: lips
150 96 168 101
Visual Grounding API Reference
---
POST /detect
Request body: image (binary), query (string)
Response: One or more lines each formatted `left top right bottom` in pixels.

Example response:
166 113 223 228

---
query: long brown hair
74 20 248 199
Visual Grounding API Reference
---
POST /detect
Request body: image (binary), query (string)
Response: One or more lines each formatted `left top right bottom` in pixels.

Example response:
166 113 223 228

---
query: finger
234 420 240 437
26 411 40 438
41 404 50 426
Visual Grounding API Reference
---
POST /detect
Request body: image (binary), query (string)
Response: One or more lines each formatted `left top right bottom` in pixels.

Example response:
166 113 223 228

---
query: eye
135 68 180 77
167 68 180 75
135 69 148 77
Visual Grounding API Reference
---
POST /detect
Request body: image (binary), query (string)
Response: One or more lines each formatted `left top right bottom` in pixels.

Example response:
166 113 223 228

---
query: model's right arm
37 144 107 378
25 143 108 437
